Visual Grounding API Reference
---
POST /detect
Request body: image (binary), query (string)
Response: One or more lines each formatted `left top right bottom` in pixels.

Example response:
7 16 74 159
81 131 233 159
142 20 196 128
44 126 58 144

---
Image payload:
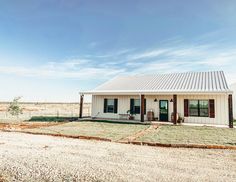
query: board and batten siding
92 94 229 125
92 95 174 121
92 95 141 120
178 94 229 125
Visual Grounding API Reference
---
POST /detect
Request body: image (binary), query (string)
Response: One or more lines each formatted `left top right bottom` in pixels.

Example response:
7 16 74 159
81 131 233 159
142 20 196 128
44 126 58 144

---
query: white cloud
1 41 236 83
128 49 168 60
0 59 125 80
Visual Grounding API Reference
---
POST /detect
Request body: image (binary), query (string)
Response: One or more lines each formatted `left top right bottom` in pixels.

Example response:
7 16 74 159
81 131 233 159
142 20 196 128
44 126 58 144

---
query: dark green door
159 100 168 121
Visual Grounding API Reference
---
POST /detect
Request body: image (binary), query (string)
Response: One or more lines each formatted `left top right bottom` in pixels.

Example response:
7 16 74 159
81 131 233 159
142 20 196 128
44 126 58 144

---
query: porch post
228 94 233 128
141 94 145 122
173 94 177 124
79 94 84 118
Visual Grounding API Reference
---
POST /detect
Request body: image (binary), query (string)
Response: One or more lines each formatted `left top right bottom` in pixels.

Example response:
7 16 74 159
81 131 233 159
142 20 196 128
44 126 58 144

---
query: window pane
107 99 114 106
189 109 198 116
199 100 209 117
134 99 140 106
189 100 198 109
189 100 199 116
199 100 208 109
134 106 140 114
160 101 168 114
200 108 208 117
107 105 114 112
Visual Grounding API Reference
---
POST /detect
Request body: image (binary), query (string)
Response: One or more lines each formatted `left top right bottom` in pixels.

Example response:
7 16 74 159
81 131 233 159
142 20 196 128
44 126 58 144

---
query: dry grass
0 122 64 130
137 125 236 146
22 121 149 141
2 121 236 146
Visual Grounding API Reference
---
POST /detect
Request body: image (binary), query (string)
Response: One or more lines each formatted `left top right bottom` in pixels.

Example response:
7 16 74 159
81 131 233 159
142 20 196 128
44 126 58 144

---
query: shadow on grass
28 116 151 125
28 116 79 122
82 119 151 125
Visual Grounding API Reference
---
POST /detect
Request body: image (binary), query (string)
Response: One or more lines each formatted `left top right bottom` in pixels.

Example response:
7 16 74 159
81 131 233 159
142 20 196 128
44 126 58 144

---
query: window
107 99 115 113
104 99 118 113
134 99 140 114
189 100 209 117
130 99 146 114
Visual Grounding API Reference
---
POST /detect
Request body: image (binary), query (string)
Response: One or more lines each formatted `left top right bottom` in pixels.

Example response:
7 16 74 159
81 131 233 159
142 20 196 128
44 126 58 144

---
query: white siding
92 95 140 120
178 94 228 125
92 94 229 125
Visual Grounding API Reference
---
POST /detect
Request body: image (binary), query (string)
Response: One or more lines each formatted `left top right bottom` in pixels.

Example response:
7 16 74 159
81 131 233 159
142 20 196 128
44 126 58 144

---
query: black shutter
130 99 134 114
144 99 146 114
114 99 118 113
184 99 189 117
209 99 215 118
104 99 107 113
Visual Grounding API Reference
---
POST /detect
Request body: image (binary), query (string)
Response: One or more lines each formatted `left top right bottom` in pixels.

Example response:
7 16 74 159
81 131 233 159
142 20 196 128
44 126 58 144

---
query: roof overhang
80 90 233 95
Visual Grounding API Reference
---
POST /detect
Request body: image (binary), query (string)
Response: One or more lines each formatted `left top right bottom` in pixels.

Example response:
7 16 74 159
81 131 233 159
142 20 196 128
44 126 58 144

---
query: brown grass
0 122 65 130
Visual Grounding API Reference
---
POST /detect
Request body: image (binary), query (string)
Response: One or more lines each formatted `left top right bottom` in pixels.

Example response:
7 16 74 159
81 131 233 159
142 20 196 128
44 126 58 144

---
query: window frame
189 100 209 117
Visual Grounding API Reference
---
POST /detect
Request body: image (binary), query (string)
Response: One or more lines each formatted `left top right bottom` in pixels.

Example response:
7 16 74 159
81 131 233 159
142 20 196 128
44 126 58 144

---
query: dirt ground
0 122 64 130
0 131 236 182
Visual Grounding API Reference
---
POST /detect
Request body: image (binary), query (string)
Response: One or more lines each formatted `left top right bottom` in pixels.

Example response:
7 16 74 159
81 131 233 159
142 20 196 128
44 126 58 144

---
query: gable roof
83 71 232 95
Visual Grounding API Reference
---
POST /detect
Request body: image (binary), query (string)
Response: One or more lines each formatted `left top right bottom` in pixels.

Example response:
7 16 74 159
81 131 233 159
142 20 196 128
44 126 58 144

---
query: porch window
107 99 115 113
130 99 146 114
104 99 118 113
134 99 140 114
189 100 209 117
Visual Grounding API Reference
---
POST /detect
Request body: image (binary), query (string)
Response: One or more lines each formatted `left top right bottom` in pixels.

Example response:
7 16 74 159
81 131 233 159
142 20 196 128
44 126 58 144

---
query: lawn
5 121 236 146
23 121 149 141
137 125 236 146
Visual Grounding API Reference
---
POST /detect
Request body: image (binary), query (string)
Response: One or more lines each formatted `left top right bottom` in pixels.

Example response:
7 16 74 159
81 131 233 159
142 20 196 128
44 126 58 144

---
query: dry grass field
0 102 91 120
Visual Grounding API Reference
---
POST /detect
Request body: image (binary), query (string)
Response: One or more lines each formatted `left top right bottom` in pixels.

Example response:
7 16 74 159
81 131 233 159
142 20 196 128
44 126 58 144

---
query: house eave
80 90 233 95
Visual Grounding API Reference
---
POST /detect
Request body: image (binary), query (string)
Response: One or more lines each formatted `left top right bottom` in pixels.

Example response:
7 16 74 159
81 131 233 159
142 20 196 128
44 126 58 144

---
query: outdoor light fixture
154 98 158 102
170 99 173 102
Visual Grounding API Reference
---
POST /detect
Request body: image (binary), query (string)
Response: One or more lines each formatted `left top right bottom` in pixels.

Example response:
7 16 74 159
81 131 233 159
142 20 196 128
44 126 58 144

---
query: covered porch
79 92 234 128
80 93 178 124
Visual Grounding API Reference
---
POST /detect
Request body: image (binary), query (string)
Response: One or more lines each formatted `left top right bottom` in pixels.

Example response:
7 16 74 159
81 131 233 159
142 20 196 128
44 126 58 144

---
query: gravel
0 131 236 182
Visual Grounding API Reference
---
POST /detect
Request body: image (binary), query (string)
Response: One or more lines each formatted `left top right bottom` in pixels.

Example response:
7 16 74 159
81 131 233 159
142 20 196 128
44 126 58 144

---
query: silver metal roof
83 71 232 94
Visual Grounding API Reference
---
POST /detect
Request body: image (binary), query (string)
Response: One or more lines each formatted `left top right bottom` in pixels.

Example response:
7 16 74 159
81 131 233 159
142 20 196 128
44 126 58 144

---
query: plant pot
129 116 135 120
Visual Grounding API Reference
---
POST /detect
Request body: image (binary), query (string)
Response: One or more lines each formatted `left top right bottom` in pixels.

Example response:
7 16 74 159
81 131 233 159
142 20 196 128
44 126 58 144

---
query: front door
159 100 168 121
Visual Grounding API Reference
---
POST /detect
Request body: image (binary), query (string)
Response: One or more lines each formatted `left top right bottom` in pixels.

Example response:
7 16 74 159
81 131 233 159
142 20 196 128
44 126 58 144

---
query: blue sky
0 0 236 102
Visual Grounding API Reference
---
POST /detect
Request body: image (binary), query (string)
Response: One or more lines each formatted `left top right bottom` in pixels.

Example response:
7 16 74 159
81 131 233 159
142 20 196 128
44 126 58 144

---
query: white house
80 71 234 128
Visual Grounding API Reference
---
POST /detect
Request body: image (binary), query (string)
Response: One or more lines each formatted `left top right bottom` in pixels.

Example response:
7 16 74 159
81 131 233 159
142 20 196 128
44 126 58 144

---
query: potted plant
177 116 184 124
127 110 135 120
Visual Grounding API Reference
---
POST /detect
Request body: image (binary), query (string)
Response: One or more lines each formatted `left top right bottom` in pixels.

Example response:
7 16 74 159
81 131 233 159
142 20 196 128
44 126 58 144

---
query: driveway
0 131 235 182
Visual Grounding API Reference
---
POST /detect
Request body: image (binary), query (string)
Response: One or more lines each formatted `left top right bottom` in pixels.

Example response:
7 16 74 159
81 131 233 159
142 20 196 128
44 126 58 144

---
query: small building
80 71 234 128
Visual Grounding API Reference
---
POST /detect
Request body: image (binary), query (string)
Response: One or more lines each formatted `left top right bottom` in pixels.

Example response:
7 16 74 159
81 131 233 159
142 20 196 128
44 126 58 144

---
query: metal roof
83 71 232 94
